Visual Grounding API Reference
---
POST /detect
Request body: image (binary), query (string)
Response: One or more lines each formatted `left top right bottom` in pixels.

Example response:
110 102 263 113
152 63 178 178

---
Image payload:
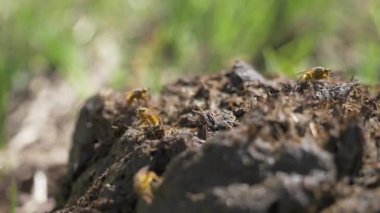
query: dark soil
53 61 380 213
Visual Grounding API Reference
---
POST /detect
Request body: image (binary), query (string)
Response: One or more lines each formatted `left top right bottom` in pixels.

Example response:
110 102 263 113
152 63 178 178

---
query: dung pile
54 61 380 213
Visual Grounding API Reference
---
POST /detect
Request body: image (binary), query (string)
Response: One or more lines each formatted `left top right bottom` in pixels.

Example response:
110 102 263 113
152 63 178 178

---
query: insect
137 107 161 127
133 166 162 204
298 67 332 81
126 88 149 106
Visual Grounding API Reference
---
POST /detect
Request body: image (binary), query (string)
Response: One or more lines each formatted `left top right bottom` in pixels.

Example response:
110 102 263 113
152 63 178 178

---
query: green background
1 0 380 146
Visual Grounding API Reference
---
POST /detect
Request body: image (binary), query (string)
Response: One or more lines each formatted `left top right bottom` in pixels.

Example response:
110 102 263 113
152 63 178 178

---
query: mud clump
53 61 380 213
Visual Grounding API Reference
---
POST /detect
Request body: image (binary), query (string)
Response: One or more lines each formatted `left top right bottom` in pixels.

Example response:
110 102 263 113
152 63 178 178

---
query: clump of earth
53 61 380 213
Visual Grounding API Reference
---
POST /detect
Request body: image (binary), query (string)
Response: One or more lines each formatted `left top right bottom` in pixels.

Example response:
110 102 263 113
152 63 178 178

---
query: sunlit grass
9 179 17 213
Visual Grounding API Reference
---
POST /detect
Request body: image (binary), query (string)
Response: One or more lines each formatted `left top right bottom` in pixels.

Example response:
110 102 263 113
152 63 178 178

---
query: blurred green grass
1 0 380 146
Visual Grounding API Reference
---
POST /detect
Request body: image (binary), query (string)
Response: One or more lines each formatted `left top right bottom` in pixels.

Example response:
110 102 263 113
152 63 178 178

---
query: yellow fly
136 107 161 127
126 88 149 106
133 166 161 204
298 67 332 81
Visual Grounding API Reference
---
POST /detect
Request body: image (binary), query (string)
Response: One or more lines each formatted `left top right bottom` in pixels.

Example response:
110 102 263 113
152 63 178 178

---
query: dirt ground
0 73 79 213
33 61 380 212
